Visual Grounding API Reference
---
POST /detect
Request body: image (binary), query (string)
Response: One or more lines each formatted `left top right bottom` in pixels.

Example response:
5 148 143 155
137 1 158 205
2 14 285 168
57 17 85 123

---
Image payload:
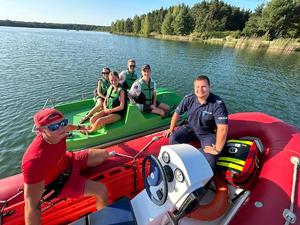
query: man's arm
204 124 228 155
164 112 180 137
97 80 106 98
24 182 44 225
151 91 157 108
118 71 126 84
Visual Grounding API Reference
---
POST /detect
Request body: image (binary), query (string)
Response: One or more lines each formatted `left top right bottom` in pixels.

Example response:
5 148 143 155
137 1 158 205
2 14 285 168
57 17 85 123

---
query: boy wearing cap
119 59 139 90
128 64 169 117
22 108 110 225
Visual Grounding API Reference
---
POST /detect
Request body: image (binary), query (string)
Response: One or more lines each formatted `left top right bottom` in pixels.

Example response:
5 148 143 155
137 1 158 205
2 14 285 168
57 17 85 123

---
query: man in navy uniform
165 75 228 168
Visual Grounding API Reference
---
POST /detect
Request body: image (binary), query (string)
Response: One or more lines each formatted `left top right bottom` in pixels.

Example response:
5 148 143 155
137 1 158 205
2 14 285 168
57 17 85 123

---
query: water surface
0 26 299 178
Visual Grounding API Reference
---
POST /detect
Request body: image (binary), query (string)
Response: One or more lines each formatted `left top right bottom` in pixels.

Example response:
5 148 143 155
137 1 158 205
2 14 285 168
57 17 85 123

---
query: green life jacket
106 85 123 109
125 70 138 89
138 78 155 106
99 78 110 96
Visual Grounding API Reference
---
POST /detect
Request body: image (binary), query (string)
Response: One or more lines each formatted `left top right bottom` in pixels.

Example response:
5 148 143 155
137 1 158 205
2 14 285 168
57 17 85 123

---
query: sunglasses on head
45 118 68 132
102 72 109 75
129 65 135 68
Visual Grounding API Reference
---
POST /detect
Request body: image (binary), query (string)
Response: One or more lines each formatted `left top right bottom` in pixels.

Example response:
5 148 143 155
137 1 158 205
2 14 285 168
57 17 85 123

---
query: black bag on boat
41 170 72 202
216 137 264 190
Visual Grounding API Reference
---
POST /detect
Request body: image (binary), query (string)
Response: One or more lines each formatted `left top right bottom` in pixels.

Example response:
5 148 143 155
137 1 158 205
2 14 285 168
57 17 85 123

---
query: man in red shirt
22 108 110 225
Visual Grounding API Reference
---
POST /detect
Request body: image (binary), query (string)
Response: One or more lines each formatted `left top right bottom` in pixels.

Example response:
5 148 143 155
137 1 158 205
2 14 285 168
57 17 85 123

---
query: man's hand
164 129 173 138
203 144 221 155
150 104 156 109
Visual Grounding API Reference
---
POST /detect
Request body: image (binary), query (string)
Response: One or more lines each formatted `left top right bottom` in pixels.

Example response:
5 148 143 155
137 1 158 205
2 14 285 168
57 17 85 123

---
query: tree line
0 20 110 32
111 0 300 40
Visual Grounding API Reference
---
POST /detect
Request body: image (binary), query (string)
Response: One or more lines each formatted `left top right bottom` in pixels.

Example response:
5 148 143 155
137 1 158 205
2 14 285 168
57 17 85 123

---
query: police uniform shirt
175 93 228 135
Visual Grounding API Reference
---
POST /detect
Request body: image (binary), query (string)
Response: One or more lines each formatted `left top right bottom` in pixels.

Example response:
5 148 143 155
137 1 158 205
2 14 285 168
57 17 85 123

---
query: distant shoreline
112 32 300 53
0 20 110 32
1 22 299 53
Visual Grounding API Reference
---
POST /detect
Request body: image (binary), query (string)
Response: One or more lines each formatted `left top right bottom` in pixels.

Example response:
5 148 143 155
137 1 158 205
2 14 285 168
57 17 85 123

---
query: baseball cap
34 108 64 128
142 64 151 70
102 67 110 73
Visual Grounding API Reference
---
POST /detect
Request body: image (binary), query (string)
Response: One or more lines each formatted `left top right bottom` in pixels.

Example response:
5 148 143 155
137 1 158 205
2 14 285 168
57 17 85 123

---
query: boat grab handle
111 135 164 160
283 156 299 225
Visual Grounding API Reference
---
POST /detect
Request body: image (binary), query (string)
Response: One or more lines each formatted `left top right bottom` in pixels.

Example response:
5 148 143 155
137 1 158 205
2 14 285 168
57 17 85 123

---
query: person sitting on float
119 58 139 90
128 64 169 118
82 71 126 134
80 67 111 124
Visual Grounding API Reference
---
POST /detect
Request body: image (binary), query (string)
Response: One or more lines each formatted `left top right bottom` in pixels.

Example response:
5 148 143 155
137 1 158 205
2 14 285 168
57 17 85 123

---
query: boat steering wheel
142 155 168 206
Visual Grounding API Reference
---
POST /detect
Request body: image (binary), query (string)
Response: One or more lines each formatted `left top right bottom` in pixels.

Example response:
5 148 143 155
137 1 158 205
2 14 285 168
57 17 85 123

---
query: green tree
152 8 167 33
141 15 150 36
161 11 174 35
133 15 141 34
125 18 133 33
242 5 264 37
111 22 115 32
260 0 300 39
173 6 193 35
191 0 249 34
226 7 250 31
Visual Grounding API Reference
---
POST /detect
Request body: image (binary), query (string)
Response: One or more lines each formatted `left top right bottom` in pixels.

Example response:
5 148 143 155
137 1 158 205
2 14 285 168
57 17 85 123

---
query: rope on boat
112 135 164 193
283 156 299 225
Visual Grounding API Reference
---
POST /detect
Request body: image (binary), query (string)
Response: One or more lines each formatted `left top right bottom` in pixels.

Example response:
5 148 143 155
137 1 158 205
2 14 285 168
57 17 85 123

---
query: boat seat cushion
70 197 137 225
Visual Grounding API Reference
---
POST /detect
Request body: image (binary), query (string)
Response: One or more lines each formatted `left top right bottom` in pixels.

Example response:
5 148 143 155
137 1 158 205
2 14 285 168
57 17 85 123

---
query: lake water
0 26 299 178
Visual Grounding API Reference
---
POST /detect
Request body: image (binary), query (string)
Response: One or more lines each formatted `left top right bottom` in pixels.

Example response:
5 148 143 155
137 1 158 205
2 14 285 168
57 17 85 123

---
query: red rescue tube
188 174 230 221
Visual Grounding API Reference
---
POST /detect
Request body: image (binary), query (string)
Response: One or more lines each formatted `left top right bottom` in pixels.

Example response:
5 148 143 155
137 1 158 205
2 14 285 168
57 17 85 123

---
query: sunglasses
46 118 68 132
102 72 109 75
129 65 135 68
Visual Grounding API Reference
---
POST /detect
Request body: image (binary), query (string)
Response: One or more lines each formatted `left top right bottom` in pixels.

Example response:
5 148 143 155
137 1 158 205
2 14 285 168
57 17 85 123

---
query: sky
0 0 267 26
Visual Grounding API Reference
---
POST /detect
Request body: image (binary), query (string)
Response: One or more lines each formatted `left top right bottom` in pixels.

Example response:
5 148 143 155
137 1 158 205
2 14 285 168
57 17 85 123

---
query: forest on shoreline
111 0 300 42
0 20 110 32
1 0 299 52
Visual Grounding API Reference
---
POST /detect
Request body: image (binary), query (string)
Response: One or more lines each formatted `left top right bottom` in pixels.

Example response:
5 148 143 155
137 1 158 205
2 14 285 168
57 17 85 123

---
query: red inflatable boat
0 112 299 225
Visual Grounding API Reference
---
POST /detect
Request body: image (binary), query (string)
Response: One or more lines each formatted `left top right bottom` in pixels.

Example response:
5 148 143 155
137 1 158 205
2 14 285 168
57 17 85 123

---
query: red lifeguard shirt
22 134 69 185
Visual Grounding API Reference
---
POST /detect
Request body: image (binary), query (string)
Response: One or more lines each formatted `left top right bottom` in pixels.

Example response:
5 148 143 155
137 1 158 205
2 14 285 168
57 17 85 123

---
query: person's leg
86 148 109 167
90 111 107 124
84 180 108 210
88 99 104 117
198 134 217 169
88 114 121 133
85 148 109 209
169 125 198 144
151 107 166 117
80 99 104 124
158 102 170 115
60 151 109 210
